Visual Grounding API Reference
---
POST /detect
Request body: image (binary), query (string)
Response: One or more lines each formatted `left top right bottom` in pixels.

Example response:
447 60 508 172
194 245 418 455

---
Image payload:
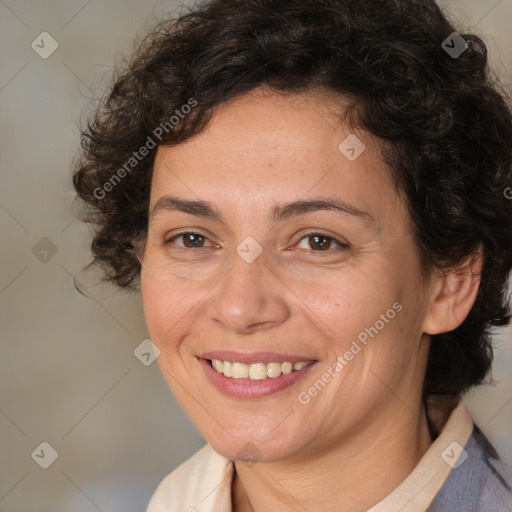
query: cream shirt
146 397 474 512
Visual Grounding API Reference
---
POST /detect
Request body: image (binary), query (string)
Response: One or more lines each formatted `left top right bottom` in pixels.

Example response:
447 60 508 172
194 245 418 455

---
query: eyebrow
149 195 374 224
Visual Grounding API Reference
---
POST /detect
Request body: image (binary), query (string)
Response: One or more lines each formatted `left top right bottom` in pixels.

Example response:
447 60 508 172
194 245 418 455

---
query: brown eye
166 232 213 248
309 235 331 251
296 233 347 252
183 233 205 247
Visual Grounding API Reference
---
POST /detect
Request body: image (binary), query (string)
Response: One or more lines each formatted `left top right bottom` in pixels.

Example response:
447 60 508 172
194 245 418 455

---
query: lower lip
198 358 318 399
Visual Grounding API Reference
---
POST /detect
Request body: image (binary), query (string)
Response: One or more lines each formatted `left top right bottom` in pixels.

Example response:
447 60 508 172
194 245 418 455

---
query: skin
141 87 481 511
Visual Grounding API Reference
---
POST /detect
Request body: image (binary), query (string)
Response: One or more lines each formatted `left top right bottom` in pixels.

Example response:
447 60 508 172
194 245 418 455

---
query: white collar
146 396 473 512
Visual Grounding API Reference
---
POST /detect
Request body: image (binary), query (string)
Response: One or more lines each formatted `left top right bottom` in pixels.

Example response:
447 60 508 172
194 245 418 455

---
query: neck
231 399 433 512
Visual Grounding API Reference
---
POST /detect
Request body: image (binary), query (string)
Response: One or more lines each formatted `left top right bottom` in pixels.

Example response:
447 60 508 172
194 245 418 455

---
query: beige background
0 1 511 510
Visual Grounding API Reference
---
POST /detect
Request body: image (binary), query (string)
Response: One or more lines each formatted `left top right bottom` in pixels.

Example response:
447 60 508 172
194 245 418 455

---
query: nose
208 249 291 335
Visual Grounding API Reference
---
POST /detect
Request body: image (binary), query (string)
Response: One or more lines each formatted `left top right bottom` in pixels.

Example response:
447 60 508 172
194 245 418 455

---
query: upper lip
198 351 317 365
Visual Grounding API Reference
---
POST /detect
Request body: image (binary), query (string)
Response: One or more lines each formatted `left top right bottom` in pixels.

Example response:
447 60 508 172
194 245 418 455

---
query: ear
422 248 483 335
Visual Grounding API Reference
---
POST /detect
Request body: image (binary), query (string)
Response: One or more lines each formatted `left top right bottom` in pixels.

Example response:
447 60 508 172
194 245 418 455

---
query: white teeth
231 362 249 378
266 362 282 378
222 360 233 377
249 363 267 380
212 359 223 372
281 362 293 374
209 359 312 380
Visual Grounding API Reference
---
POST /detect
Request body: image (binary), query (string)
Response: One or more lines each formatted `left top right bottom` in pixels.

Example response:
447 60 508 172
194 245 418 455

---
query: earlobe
422 249 483 335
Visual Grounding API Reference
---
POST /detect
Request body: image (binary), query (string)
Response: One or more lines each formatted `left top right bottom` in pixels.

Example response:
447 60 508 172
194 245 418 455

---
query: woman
73 0 512 510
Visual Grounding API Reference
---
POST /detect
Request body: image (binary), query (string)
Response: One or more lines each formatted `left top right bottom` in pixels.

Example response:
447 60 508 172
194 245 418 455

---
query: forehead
150 89 404 228
156 88 353 171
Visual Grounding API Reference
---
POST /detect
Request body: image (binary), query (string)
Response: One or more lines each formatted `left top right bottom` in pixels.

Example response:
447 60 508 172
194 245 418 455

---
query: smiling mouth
206 358 315 380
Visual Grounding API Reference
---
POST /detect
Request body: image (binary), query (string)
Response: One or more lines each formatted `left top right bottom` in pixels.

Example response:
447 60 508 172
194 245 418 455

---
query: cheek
141 277 200 349
296 267 419 381
297 291 343 316
296 274 397 340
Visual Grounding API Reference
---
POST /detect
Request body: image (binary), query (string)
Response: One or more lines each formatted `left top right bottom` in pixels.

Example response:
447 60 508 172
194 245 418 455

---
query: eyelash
164 231 348 253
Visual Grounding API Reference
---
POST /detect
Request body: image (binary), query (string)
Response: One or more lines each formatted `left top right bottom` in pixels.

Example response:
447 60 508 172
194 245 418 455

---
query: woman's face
141 88 435 463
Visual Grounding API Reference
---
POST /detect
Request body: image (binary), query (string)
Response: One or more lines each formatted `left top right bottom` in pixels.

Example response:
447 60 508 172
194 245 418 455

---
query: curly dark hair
72 0 512 397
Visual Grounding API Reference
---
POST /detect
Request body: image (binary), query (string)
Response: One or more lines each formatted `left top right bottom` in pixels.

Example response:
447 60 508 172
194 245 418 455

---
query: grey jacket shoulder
427 425 512 512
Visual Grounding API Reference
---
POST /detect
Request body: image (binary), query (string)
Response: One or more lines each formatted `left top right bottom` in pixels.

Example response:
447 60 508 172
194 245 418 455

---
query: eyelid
164 230 348 252
164 230 219 249
294 231 349 251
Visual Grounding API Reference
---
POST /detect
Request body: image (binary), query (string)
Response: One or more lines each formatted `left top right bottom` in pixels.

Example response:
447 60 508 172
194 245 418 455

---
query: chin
204 426 310 465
